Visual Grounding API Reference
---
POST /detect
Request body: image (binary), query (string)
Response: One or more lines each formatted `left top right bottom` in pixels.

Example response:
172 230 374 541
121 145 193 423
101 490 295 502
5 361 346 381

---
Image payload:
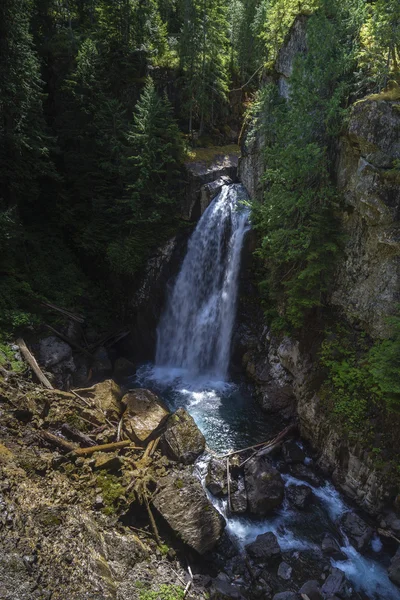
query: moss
174 479 184 490
0 341 24 373
96 471 126 515
139 584 184 600
159 544 170 556
185 144 240 166
366 85 400 102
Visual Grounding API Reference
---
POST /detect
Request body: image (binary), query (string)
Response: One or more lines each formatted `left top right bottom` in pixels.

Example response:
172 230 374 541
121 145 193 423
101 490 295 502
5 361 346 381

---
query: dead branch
17 338 53 390
226 458 232 513
149 437 160 457
73 440 139 457
40 301 85 323
39 430 77 453
71 389 94 408
61 423 96 447
217 425 297 460
377 528 400 544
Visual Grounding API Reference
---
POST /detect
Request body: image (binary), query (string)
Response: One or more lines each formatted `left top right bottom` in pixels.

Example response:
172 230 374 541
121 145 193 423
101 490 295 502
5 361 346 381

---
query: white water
156 184 250 380
139 184 400 600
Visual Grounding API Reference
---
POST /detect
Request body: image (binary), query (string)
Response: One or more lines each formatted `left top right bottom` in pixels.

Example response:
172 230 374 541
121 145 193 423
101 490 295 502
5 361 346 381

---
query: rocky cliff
238 17 400 521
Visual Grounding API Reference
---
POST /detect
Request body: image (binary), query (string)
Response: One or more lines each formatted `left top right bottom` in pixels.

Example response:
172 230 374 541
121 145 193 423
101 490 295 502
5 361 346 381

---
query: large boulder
161 408 205 464
298 580 322 600
230 476 247 514
282 440 306 464
321 534 347 561
337 511 373 552
320 568 348 598
121 389 169 443
38 336 76 389
244 456 284 516
388 546 400 587
153 470 224 555
85 379 123 421
289 464 323 487
286 484 313 510
245 532 281 562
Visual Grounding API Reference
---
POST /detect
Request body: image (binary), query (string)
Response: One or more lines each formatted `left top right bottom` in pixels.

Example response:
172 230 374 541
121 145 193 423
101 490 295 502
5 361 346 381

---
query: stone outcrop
337 511 373 552
160 408 205 464
332 98 400 338
153 469 224 554
121 389 169 443
245 531 281 562
275 15 308 99
244 455 285 516
183 153 238 221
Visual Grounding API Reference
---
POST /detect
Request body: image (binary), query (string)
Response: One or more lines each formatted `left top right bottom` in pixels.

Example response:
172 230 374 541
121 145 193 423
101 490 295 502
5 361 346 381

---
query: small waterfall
156 184 249 379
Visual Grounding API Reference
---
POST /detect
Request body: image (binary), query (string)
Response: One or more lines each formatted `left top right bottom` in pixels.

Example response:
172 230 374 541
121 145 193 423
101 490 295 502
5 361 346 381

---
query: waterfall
156 184 249 380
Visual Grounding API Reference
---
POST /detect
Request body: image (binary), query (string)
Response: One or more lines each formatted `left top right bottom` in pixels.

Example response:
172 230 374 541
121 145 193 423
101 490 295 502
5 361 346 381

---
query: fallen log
217 424 297 460
226 458 232 513
73 440 139 457
61 423 96 447
39 430 77 453
17 338 53 390
40 301 85 323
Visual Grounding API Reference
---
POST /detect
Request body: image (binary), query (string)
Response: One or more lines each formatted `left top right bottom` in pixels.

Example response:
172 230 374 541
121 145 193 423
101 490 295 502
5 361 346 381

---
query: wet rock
388 546 400 586
298 580 322 600
278 561 292 580
113 357 135 382
272 593 300 600
153 469 224 554
286 484 313 510
337 511 373 552
122 389 169 443
321 535 347 561
282 440 306 464
210 573 245 600
206 458 227 497
289 464 323 488
320 568 347 598
161 408 205 464
245 532 281 562
230 476 247 514
244 456 285 516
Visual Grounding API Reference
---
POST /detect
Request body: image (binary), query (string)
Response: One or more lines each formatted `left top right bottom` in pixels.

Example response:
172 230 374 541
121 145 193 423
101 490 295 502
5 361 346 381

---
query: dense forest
1 0 399 337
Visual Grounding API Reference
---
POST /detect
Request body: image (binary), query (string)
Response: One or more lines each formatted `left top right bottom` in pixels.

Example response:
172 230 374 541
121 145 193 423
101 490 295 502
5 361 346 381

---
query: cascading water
135 183 400 600
156 184 249 379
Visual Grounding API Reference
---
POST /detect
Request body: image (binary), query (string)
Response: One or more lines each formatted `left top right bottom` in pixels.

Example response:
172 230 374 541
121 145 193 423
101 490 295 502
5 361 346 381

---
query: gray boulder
298 580 322 600
121 389 169 443
153 469 224 555
278 561 292 580
230 476 247 514
245 531 281 562
337 511 373 552
244 455 285 516
320 568 347 598
286 484 313 510
161 408 205 464
289 464 323 487
388 546 400 587
205 458 227 496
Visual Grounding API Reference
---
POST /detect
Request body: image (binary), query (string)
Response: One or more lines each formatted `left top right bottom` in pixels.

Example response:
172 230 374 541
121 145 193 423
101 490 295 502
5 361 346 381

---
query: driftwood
61 423 96 447
39 430 77 453
226 458 232 513
41 301 85 323
71 389 94 408
17 338 53 390
73 440 138 457
217 424 297 460
377 528 400 544
45 324 94 359
149 436 160 457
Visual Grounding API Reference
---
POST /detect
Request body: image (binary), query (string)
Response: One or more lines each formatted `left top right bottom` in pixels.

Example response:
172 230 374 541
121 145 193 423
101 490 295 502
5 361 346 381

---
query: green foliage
139 584 185 600
96 471 126 516
250 5 354 329
369 311 400 409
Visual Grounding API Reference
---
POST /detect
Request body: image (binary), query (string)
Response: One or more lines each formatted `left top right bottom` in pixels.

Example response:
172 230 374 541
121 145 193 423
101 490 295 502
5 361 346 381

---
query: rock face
388 546 400 586
244 455 284 516
286 484 313 510
237 4 400 520
153 470 225 554
38 336 76 389
87 379 123 421
121 389 169 443
332 98 400 338
206 458 228 497
184 154 238 221
160 408 205 464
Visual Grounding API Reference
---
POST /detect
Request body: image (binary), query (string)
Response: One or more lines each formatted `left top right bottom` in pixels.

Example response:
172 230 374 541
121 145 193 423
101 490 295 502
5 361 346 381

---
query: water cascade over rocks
156 183 250 379
136 184 400 600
